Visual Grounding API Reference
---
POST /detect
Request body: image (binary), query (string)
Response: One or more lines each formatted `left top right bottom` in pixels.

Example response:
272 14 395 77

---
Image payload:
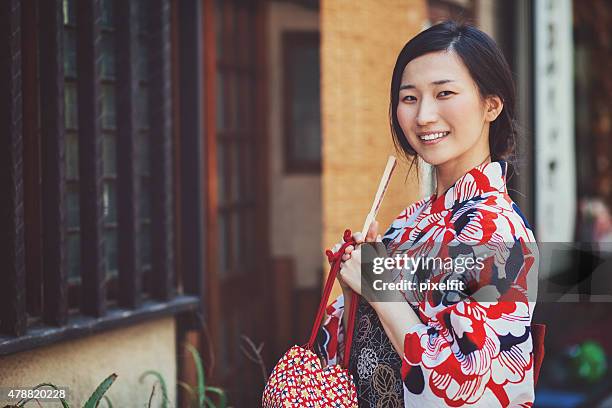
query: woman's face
397 50 500 167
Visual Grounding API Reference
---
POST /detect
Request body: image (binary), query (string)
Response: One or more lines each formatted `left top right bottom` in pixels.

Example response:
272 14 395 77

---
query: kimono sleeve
400 230 538 406
314 294 345 367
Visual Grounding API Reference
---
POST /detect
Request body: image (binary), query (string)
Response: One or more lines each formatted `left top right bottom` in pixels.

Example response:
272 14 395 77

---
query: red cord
307 229 360 369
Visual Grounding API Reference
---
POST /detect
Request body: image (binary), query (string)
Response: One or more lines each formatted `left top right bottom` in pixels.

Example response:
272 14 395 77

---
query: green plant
138 343 228 408
139 370 169 408
178 343 227 408
83 374 117 408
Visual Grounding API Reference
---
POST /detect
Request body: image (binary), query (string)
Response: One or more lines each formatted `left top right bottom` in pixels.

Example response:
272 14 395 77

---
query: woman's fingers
366 220 379 242
352 232 364 244
338 247 363 295
374 234 387 257
333 225 378 267
329 241 344 265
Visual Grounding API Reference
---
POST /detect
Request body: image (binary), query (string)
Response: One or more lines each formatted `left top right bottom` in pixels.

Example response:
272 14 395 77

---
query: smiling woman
316 21 539 408
396 51 500 169
396 49 504 195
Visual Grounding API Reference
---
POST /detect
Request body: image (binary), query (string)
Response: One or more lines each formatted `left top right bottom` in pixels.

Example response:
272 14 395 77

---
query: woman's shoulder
381 197 432 244
385 196 431 229
396 196 432 221
457 190 536 242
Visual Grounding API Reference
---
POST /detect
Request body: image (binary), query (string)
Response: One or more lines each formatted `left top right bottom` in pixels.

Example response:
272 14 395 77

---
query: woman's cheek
397 106 416 141
442 94 480 130
438 99 463 126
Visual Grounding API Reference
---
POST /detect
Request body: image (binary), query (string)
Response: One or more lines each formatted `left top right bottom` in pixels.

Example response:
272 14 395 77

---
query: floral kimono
316 160 538 407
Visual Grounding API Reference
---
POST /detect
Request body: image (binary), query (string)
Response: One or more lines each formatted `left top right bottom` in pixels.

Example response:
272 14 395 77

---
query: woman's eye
438 90 454 97
402 95 416 102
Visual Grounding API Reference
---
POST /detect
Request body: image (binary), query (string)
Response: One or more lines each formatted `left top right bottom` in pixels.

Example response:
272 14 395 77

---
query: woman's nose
416 98 438 126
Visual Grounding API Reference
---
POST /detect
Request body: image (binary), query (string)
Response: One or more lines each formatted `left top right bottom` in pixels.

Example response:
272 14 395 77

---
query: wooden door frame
198 0 271 395
201 0 220 385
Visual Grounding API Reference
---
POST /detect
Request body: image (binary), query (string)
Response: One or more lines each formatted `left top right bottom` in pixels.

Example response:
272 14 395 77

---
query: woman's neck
434 155 492 197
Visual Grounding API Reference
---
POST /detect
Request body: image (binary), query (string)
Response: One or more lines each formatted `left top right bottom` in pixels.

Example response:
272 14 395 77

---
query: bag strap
343 291 359 368
307 229 360 369
306 158 396 368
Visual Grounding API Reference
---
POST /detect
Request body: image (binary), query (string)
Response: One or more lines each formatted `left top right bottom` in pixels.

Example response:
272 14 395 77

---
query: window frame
0 0 204 356
282 30 322 174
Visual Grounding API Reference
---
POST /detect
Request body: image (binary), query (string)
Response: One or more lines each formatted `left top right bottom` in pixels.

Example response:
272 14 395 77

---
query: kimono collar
430 160 508 212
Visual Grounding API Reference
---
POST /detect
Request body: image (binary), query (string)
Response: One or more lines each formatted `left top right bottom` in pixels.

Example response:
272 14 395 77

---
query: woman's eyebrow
399 79 455 90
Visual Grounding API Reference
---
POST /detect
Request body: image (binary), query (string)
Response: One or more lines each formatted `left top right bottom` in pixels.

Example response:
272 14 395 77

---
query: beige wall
321 0 427 293
0 317 176 407
267 1 322 289
476 0 497 39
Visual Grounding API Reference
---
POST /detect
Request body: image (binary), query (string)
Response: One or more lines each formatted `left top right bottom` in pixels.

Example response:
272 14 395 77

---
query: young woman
316 21 538 407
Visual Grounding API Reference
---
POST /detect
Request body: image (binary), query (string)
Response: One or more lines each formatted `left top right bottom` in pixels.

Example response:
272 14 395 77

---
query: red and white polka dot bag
262 230 360 408
263 157 397 407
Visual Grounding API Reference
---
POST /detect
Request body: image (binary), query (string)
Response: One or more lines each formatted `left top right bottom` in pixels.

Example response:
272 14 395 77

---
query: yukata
316 160 538 407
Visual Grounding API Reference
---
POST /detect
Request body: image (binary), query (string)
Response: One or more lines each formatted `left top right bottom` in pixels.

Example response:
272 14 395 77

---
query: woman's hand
329 221 378 290
329 240 354 290
338 221 381 295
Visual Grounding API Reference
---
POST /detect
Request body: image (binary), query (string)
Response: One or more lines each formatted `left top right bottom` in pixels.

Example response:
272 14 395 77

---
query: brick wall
321 0 427 292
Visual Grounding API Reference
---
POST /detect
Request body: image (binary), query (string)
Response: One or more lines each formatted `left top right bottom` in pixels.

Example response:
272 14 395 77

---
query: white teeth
419 132 449 141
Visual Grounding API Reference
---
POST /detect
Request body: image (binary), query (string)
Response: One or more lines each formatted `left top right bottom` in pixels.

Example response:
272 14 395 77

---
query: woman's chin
417 152 454 167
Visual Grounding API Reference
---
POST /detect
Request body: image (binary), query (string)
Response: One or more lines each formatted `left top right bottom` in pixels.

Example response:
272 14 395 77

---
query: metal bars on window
148 0 175 301
40 0 69 327
76 0 106 317
114 0 142 309
0 0 202 353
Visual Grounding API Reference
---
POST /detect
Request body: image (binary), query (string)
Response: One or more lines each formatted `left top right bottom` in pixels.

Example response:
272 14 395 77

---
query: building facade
1 0 610 406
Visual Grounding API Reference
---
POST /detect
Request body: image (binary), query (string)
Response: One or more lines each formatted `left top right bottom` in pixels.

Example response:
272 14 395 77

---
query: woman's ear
485 95 503 123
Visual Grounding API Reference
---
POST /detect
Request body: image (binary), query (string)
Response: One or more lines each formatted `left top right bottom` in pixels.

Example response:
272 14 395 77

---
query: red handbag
262 230 360 408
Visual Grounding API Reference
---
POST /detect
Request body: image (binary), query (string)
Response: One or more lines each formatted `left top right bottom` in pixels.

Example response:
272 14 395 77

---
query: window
0 0 203 354
282 31 321 173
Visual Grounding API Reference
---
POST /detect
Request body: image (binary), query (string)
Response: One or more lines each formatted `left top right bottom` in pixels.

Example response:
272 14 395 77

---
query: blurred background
0 0 610 407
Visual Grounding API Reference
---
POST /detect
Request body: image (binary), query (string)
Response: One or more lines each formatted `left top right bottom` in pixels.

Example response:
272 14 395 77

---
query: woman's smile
417 130 450 145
